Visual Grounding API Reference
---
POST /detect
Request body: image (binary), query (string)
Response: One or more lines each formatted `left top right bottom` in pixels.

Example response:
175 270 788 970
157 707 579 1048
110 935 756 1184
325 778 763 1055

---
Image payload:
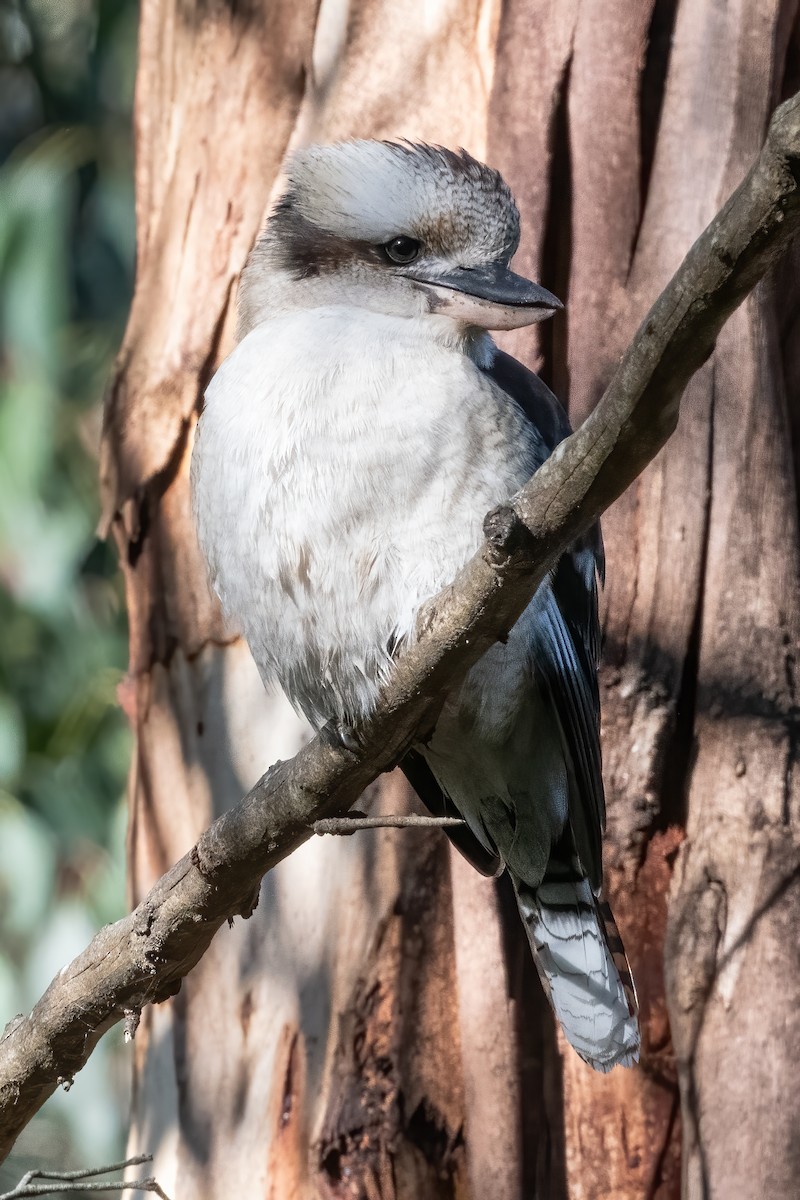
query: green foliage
0 0 137 1182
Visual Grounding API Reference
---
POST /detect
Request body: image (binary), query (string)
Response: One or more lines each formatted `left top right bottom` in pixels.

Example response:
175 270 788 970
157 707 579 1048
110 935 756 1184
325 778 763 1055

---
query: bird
191 139 640 1072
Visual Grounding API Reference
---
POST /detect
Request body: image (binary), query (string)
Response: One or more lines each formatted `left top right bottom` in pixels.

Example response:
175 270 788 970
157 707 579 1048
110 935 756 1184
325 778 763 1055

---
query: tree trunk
101 2 800 1196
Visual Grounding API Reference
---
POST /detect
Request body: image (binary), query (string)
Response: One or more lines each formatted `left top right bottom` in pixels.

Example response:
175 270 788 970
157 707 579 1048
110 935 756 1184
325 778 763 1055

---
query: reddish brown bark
99 2 800 1197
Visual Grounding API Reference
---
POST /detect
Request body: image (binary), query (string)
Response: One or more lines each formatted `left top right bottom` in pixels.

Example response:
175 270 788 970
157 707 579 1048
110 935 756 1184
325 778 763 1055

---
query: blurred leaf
0 693 24 781
0 791 56 942
0 0 137 1177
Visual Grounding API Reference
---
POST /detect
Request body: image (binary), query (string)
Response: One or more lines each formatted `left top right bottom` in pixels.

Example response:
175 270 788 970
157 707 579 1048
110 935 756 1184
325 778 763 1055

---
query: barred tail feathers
514 878 640 1073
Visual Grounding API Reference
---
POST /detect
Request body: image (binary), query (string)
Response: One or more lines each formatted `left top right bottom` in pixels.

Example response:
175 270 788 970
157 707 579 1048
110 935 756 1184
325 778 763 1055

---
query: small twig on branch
313 814 466 835
0 1155 170 1199
3 91 800 1165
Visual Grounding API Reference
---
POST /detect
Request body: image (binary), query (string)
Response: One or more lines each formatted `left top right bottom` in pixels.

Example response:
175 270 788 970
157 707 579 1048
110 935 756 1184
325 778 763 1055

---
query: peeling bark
108 3 506 1195
315 836 466 1200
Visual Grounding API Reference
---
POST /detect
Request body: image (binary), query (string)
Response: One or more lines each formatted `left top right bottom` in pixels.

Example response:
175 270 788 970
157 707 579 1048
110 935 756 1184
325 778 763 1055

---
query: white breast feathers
191 306 540 729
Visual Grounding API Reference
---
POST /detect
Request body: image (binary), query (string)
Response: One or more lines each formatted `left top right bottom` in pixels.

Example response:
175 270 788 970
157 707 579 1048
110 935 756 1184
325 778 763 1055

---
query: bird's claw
322 720 362 753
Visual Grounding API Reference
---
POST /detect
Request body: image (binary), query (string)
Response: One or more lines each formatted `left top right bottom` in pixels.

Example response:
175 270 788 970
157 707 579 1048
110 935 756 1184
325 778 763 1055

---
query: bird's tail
513 877 640 1072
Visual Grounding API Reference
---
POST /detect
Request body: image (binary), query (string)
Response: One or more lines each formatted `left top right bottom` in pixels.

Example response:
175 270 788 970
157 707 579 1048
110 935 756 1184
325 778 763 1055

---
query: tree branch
0 1155 170 1199
313 814 467 834
2 92 800 1165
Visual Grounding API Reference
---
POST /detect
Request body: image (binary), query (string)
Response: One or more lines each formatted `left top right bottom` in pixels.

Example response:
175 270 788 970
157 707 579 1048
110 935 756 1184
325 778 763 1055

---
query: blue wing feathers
484 350 606 891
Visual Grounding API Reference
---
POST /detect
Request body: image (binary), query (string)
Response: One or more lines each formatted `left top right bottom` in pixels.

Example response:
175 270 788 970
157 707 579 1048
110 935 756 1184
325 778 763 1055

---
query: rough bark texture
111 3 505 1197
92 2 800 1198
490 3 800 1197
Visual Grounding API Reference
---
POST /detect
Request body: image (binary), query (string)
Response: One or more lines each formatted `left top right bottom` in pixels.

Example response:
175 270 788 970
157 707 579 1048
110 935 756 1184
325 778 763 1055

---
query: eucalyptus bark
93 2 800 1198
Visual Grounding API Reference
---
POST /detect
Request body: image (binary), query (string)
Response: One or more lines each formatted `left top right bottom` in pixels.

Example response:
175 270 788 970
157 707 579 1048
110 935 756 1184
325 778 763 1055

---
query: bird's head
238 140 561 339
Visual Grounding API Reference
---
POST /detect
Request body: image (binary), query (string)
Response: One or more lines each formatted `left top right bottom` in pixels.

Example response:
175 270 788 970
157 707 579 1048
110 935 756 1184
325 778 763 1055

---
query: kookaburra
191 140 640 1072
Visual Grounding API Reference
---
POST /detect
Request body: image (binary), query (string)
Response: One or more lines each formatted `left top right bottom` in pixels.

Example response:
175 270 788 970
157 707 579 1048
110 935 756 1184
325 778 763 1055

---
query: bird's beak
409 263 563 330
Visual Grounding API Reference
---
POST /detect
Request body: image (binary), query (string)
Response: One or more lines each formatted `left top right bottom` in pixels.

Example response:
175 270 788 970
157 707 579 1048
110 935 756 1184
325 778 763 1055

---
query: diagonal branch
2 92 800 1166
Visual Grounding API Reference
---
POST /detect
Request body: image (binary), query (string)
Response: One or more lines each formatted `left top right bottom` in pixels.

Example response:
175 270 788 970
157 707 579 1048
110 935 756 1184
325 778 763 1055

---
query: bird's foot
321 720 362 754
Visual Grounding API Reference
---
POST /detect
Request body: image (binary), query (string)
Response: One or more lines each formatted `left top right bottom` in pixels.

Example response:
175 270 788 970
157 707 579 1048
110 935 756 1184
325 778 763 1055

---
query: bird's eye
383 236 421 265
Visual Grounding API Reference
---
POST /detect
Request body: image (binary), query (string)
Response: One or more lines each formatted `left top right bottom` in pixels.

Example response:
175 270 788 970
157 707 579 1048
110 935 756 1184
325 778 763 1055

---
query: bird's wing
483 349 606 890
399 751 503 877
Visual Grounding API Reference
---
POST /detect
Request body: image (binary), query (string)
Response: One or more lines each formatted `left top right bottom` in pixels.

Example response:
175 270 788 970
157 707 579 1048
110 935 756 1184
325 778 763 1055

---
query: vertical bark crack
645 1087 681 1200
538 55 574 409
633 0 680 270
655 367 715 833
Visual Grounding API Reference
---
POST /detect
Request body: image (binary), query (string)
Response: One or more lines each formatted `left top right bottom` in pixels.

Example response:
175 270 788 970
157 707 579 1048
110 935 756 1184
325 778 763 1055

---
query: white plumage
193 308 536 728
191 140 640 1072
287 140 518 258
